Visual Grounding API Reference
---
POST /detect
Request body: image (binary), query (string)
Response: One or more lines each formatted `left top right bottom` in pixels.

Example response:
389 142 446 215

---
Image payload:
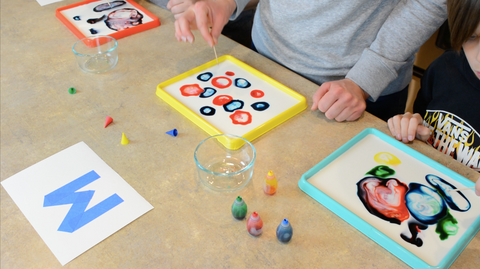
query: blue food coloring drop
199 87 217 98
251 102 270 111
200 106 216 116
73 16 81 21
89 28 98 34
223 100 244 112
197 72 213 82
234 78 251 88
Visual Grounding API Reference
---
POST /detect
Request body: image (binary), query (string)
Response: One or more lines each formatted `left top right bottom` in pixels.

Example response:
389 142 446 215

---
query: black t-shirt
414 50 480 172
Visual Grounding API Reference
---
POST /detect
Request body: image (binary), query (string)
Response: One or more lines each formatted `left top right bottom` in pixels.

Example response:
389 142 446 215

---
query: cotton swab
107 0 112 7
448 187 475 192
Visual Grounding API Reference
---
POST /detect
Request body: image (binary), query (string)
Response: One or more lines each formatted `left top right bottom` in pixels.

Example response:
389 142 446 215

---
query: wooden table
1 1 479 268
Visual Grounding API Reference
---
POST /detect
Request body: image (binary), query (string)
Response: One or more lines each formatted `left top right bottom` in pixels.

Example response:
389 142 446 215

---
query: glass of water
194 134 256 192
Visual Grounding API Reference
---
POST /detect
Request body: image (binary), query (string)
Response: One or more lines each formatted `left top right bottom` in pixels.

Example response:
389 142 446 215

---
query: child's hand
476 177 480 196
387 112 430 143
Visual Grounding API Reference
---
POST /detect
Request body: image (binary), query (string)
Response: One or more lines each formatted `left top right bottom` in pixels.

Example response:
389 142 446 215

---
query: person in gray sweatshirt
173 0 447 122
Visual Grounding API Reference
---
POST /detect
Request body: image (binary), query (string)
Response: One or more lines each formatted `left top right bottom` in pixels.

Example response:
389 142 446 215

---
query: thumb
416 125 431 142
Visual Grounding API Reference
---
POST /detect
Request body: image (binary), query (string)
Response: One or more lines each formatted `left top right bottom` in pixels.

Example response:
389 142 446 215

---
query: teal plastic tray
298 128 480 269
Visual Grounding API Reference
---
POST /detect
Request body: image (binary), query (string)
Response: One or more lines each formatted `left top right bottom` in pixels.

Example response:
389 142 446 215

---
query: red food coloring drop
211 77 232 89
225 71 235 76
230 110 252 125
250 90 265 98
180 84 204 96
213 95 233 106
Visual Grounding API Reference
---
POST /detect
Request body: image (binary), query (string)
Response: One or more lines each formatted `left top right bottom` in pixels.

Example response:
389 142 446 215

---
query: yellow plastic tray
156 55 307 149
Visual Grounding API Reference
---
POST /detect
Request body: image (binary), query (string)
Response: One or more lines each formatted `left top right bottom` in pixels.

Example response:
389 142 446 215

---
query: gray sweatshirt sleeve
231 0 252 20
346 0 447 101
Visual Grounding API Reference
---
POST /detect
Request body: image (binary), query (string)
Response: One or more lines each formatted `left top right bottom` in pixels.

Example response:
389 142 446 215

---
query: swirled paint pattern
357 177 410 224
405 183 447 225
358 152 471 246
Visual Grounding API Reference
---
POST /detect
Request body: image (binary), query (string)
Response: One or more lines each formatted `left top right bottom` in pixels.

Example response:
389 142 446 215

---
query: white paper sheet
37 0 65 6
1 142 154 265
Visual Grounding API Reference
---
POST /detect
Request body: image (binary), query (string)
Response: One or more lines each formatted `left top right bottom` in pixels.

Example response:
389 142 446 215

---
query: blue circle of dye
223 100 244 112
405 183 447 224
200 106 216 116
197 72 213 82
199 87 217 98
234 78 251 88
251 102 270 111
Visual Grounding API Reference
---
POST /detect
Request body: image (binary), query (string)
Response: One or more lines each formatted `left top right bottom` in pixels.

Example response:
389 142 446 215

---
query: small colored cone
121 133 129 145
104 116 113 128
166 129 178 137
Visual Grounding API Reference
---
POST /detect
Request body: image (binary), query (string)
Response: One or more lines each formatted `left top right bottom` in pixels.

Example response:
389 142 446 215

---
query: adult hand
387 112 430 143
311 78 368 122
167 0 197 19
174 0 236 47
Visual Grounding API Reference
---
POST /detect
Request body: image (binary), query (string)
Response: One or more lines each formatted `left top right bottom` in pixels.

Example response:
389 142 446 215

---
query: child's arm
387 112 431 143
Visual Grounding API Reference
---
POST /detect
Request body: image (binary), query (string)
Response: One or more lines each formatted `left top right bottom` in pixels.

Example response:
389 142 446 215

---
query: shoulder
430 50 462 66
424 50 464 77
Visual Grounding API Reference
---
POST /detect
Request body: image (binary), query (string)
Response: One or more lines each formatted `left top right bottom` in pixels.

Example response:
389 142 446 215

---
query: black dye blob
234 78 251 88
425 174 471 212
400 221 428 247
200 106 216 116
199 87 217 98
73 16 81 21
87 14 106 24
251 102 270 111
89 28 98 34
93 1 126 12
197 72 213 82
223 100 244 112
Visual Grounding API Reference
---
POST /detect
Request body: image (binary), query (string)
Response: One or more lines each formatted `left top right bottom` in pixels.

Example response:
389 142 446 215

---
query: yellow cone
121 133 129 145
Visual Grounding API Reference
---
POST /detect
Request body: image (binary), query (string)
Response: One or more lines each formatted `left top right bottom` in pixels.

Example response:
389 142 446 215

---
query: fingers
416 125 431 142
175 14 195 43
401 113 418 142
311 83 330 111
311 80 366 122
167 0 182 10
388 113 427 143
195 4 215 47
168 0 196 15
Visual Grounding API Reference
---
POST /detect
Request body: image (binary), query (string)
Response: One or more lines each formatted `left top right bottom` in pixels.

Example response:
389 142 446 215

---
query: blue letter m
43 170 124 233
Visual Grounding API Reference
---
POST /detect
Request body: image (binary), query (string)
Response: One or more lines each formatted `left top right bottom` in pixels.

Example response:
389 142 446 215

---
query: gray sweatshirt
233 0 447 101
